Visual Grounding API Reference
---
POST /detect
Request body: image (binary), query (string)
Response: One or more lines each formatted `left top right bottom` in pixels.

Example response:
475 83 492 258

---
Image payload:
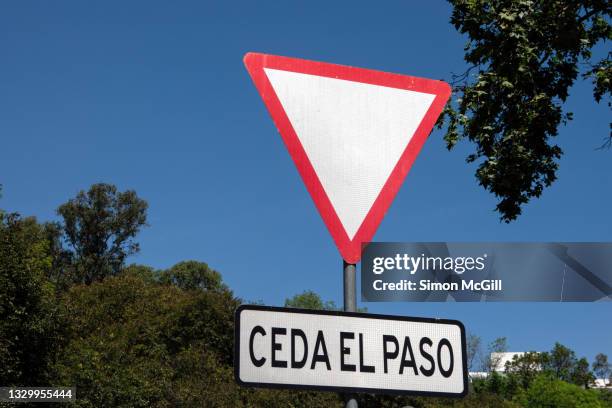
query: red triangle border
244 52 451 263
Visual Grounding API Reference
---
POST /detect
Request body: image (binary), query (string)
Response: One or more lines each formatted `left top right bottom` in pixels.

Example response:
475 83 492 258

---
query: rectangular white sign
235 305 467 397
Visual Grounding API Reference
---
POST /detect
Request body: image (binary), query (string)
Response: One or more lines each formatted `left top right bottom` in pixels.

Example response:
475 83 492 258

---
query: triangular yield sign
244 52 451 263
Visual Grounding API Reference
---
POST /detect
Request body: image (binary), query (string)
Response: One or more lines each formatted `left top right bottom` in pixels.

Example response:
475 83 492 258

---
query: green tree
443 0 611 222
505 351 544 389
466 333 482 373
593 353 611 386
596 389 612 406
526 375 604 408
52 272 240 407
52 268 342 407
159 261 226 292
572 357 596 388
486 371 508 395
122 263 159 283
57 183 148 285
44 221 75 293
545 342 577 382
285 290 367 313
284 290 339 310
0 212 62 385
379 392 522 408
484 337 508 372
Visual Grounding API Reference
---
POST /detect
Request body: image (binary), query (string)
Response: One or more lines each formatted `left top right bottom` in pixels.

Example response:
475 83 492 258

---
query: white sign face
264 67 436 241
234 306 467 397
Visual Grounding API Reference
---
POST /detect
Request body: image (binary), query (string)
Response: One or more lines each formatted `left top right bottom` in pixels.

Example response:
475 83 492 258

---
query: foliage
284 290 340 310
51 272 239 407
284 290 367 313
525 375 604 408
50 267 341 407
505 351 544 389
356 391 521 408
43 221 74 293
422 393 521 408
57 183 148 285
596 389 612 406
443 0 611 221
543 342 584 383
593 353 611 385
484 336 508 372
0 212 62 385
503 344 598 390
121 264 159 283
159 261 226 292
465 333 482 372
472 343 605 406
573 357 597 388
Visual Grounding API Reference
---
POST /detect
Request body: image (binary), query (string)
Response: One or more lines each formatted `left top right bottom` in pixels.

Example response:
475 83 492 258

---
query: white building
468 352 530 379
491 352 527 372
593 378 611 389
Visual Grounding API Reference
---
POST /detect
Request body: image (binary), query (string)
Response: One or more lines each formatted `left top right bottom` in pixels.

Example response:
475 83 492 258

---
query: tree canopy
593 353 612 385
526 375 604 408
284 290 340 310
443 0 611 221
57 183 148 284
0 212 62 386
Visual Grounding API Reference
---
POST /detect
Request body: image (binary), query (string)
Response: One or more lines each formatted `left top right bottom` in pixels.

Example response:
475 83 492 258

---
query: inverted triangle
245 53 451 263
264 67 436 240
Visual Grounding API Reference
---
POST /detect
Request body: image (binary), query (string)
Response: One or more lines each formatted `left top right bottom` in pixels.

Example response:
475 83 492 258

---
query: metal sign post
343 261 358 407
343 262 357 313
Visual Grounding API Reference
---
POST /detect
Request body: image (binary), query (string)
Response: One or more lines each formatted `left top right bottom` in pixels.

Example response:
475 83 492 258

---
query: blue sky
1 1 610 362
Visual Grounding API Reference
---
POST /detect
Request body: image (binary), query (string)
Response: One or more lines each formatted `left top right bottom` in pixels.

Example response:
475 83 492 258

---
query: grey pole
343 261 357 312
343 261 358 408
